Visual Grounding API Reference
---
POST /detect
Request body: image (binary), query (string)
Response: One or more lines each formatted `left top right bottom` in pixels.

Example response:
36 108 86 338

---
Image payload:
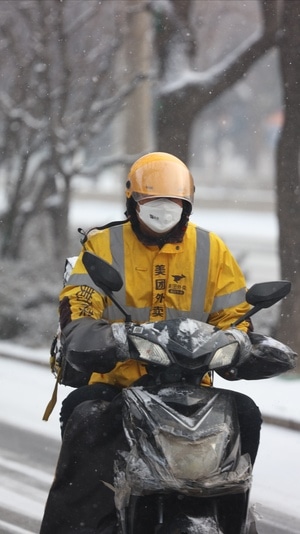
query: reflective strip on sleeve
211 287 247 313
67 273 101 294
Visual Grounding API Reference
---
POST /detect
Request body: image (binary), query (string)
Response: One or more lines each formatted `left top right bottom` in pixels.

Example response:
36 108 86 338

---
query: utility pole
122 0 155 155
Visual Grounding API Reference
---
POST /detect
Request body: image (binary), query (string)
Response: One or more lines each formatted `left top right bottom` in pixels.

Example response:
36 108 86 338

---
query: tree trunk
155 0 277 164
123 0 155 155
156 90 199 164
47 171 71 263
275 0 300 371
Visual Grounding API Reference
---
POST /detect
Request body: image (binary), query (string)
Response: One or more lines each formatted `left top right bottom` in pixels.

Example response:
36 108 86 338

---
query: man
40 152 261 534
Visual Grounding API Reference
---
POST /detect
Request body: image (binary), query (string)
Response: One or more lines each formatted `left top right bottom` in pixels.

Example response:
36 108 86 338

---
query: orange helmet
126 152 195 208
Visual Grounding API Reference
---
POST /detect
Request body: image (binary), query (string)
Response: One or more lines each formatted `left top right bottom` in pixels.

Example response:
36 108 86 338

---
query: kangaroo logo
172 274 186 283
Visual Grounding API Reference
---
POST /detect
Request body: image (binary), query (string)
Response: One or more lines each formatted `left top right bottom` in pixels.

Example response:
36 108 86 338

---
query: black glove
220 329 297 380
234 332 297 380
62 318 129 374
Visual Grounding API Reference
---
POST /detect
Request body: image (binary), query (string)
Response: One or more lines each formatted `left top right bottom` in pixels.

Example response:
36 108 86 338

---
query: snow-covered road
0 349 300 533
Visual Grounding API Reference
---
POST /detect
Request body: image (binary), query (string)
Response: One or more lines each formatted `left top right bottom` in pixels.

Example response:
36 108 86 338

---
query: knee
234 392 262 432
235 392 261 416
60 387 90 437
63 398 112 448
60 384 119 437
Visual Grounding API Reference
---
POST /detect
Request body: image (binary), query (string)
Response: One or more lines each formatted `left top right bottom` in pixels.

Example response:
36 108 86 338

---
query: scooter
72 251 295 534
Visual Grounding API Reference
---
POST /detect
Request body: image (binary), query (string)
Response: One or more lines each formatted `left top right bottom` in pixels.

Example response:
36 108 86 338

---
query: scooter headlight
156 430 227 480
208 342 238 370
128 335 171 366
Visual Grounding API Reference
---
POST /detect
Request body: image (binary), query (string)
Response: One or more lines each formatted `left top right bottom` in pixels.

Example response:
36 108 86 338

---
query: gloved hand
63 318 130 374
223 327 252 365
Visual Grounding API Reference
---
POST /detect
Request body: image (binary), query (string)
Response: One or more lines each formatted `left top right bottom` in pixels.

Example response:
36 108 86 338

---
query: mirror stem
231 304 263 327
106 290 132 324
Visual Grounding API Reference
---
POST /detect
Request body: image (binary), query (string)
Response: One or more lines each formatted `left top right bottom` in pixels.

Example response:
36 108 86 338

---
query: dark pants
59 383 120 437
40 388 126 534
39 385 262 534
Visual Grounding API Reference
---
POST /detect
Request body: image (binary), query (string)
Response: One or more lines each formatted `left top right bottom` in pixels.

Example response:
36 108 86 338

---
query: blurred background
0 0 299 373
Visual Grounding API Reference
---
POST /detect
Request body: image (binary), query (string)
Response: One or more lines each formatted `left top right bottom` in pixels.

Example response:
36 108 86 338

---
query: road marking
0 520 34 534
0 456 53 484
0 486 45 520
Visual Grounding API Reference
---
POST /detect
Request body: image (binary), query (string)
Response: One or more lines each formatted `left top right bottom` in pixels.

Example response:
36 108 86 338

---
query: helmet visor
132 192 185 203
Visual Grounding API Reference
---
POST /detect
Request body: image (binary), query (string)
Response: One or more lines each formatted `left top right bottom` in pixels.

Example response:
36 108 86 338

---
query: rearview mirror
82 251 123 292
246 280 291 308
233 280 291 327
82 251 131 323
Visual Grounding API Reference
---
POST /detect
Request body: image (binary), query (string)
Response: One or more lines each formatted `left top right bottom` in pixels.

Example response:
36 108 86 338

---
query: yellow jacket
60 221 251 387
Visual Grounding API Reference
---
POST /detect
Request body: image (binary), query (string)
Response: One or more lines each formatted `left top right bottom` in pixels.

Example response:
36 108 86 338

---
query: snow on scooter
68 251 296 534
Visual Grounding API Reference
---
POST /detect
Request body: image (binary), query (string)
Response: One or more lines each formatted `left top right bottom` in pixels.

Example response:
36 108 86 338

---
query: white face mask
138 198 183 234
